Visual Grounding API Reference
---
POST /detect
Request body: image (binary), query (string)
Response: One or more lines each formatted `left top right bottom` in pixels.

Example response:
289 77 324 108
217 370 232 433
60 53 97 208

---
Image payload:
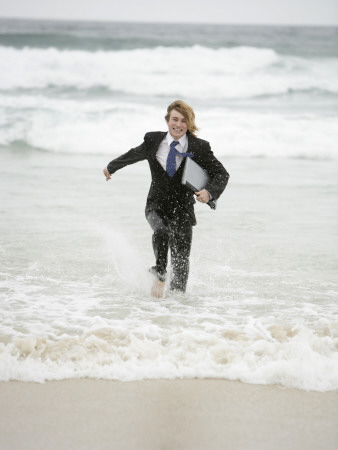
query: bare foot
151 279 165 298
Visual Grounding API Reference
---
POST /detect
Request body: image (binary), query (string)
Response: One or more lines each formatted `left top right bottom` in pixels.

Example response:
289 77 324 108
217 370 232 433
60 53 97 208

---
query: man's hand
195 189 210 203
103 167 111 181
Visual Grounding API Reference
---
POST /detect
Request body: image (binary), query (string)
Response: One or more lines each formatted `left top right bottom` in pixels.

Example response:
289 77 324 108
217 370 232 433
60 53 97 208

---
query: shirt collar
166 132 187 149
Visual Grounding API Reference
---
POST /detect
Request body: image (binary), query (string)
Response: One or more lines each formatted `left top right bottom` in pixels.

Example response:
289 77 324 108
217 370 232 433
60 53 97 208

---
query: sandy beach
0 379 337 450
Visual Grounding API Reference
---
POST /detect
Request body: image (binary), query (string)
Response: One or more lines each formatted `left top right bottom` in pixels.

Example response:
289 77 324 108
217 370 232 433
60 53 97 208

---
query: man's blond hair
165 100 199 137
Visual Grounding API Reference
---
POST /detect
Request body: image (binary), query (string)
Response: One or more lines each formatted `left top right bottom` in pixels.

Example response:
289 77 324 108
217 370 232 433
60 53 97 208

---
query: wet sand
1 378 337 450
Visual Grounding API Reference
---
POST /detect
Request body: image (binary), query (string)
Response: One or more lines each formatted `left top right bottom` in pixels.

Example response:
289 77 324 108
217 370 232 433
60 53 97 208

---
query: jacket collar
150 131 167 157
187 133 199 154
150 131 199 157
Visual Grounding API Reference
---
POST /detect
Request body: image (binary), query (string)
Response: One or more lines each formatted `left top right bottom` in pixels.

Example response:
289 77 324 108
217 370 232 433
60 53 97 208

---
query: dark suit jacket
107 131 229 226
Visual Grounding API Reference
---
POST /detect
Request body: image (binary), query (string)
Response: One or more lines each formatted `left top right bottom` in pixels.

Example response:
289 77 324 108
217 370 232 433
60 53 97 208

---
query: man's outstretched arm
103 138 149 180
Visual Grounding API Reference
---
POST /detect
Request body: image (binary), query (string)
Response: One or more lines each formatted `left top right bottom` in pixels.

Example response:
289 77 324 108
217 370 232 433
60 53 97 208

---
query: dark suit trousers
146 210 193 292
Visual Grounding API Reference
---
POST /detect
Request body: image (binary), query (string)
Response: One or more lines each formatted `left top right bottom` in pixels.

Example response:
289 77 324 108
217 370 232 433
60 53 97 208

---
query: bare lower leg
151 279 165 298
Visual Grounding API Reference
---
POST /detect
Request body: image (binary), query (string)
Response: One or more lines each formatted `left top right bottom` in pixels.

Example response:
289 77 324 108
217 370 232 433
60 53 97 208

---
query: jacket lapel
150 131 167 158
187 133 198 156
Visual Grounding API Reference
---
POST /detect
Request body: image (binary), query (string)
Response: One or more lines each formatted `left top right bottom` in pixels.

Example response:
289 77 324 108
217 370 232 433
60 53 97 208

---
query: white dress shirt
156 133 188 171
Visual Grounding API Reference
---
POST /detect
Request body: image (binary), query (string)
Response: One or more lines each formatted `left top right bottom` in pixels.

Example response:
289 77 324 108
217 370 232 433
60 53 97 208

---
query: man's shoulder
144 131 167 142
188 134 210 148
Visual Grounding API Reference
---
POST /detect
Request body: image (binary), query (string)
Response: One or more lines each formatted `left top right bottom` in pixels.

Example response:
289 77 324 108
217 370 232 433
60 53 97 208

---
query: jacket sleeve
194 142 229 200
106 135 148 174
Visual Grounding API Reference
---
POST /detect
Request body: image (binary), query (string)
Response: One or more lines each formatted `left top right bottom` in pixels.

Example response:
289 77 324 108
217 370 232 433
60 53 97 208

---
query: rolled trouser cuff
149 266 166 282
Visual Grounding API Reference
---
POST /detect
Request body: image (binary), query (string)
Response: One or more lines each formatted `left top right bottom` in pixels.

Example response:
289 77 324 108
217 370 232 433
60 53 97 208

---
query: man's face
167 110 188 140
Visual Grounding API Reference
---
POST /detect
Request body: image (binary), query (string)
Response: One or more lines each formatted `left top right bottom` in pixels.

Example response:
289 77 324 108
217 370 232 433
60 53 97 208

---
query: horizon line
0 15 337 28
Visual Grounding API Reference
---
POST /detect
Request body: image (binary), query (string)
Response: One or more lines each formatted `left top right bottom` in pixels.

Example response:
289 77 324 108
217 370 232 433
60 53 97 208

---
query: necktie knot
166 141 193 178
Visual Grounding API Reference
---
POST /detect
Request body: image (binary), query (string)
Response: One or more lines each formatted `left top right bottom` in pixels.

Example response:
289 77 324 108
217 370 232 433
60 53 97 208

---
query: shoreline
1 378 337 450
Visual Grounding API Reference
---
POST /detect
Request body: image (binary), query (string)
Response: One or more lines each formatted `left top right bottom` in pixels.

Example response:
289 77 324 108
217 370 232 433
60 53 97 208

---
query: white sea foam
1 218 337 392
1 198 337 391
0 95 337 159
1 320 337 391
0 45 337 98
1 44 337 159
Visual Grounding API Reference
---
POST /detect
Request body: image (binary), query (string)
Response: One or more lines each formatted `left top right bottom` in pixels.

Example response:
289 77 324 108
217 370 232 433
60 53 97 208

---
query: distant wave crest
1 45 338 99
1 45 338 160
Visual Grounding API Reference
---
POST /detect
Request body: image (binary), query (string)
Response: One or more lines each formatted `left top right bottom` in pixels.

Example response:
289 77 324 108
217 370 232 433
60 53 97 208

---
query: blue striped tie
166 141 193 178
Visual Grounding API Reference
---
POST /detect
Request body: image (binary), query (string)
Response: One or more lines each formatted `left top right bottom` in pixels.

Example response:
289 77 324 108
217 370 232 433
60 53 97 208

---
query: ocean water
0 19 337 391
